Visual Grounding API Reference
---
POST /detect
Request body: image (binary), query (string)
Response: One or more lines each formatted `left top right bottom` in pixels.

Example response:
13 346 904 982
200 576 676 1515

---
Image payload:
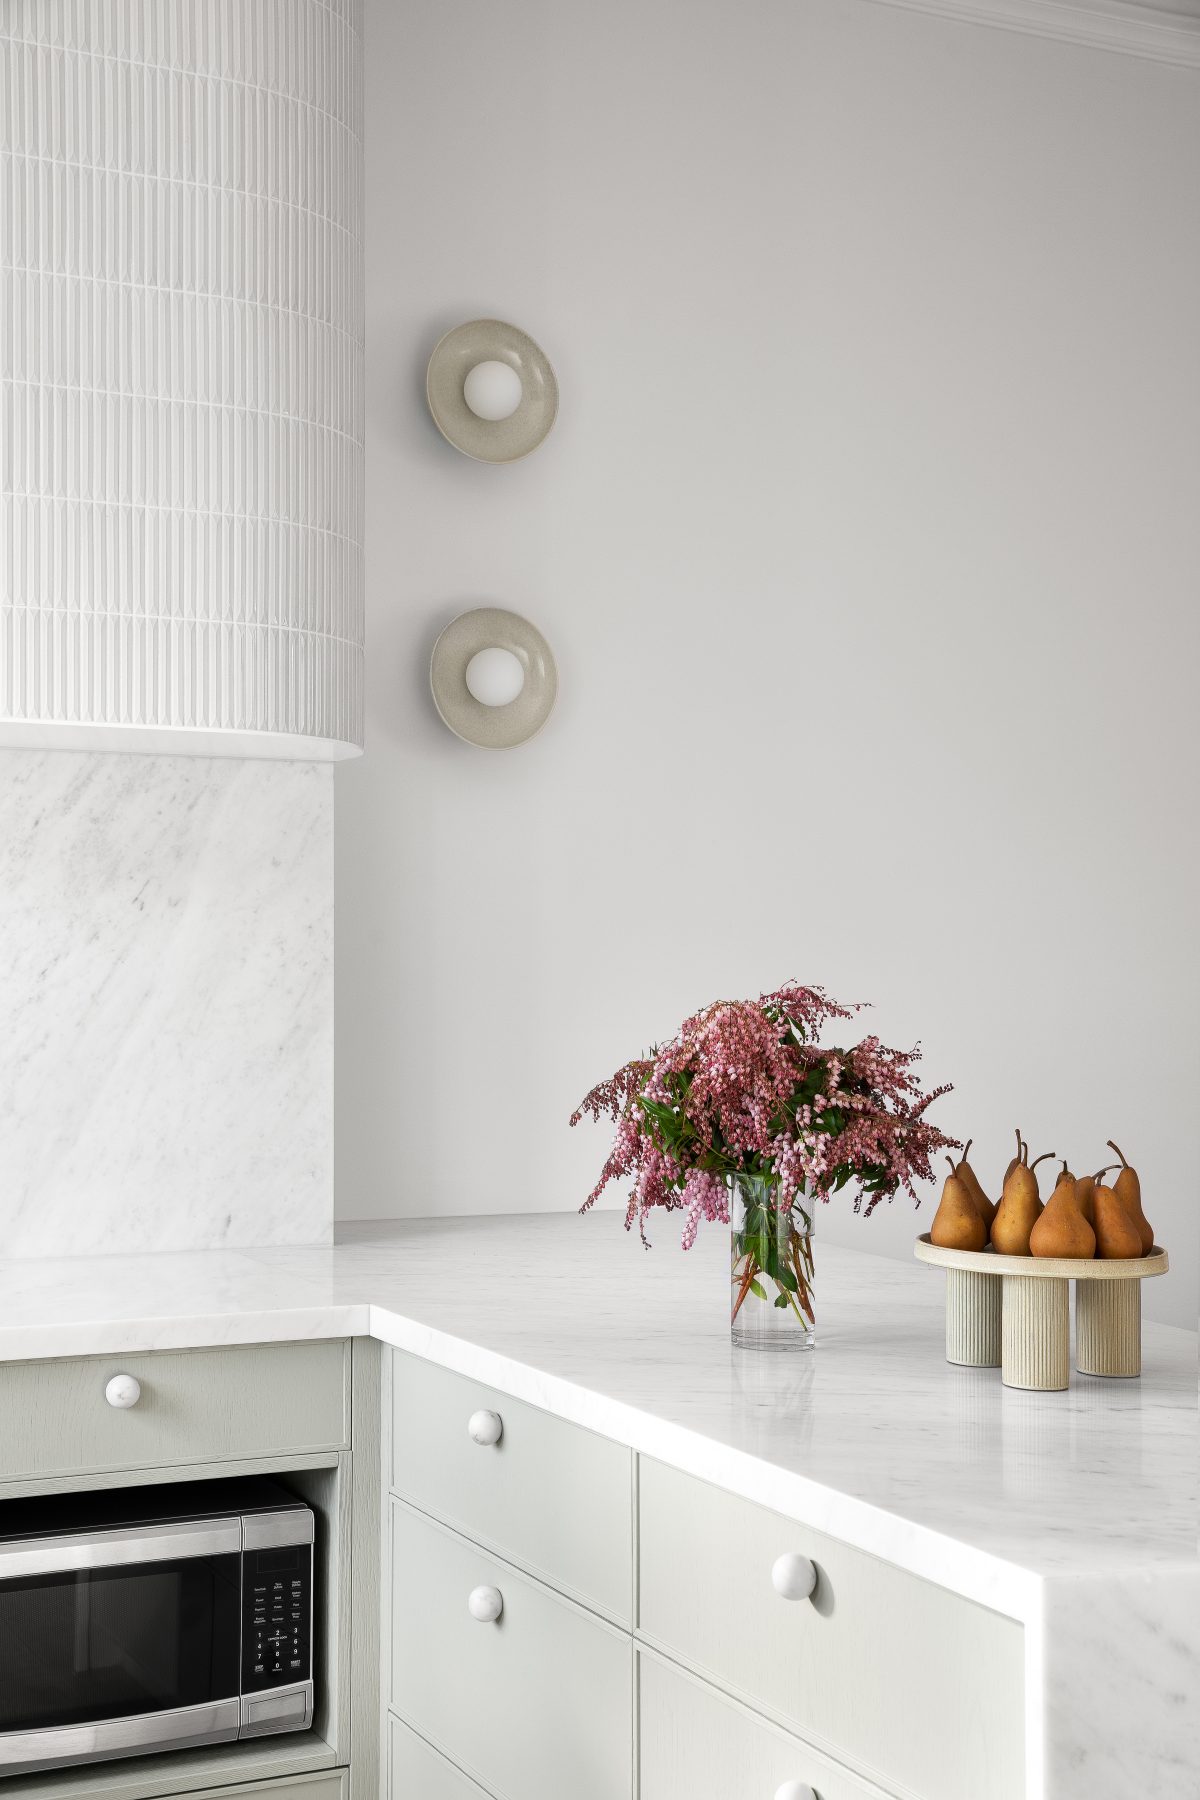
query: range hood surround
0 0 365 760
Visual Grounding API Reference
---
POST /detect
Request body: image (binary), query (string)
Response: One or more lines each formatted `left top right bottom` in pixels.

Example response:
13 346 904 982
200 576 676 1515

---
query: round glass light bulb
465 646 525 707
462 359 523 422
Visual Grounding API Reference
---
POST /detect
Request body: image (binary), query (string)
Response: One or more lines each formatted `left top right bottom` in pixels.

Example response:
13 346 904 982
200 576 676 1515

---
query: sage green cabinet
639 1652 885 1800
0 1341 350 1483
388 1716 492 1800
389 1500 633 1800
389 1352 633 1622
638 1458 1025 1800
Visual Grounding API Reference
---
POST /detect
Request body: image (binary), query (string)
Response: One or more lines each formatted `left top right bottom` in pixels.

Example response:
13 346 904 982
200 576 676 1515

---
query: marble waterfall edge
0 751 333 1255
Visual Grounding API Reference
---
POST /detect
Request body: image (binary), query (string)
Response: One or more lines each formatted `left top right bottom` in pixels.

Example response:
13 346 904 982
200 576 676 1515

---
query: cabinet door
640 1654 883 1800
390 1351 633 1621
390 1716 493 1800
0 1343 350 1482
639 1458 1025 1800
389 1502 633 1800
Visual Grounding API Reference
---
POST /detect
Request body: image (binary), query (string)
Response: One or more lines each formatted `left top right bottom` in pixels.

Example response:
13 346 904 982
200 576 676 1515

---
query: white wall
1 754 333 1256
339 0 1200 1326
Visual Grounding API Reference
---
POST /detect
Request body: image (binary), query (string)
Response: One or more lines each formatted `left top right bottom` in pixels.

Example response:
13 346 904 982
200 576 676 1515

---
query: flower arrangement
571 982 957 1344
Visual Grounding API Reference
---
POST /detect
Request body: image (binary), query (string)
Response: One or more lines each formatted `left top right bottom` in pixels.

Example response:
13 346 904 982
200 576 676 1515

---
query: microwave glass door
0 1553 241 1733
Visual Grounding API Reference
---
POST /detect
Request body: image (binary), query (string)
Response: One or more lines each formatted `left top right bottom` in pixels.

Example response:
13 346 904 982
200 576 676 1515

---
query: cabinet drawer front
190 1780 347 1800
390 1715 493 1800
639 1459 1024 1800
389 1351 632 1621
389 1502 633 1800
0 1341 350 1480
640 1654 883 1800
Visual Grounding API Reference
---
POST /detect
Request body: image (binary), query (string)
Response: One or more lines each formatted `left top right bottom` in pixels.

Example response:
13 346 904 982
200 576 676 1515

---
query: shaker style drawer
186 1780 348 1800
638 1460 1025 1800
390 1351 633 1621
0 1341 350 1482
390 1501 634 1800
390 1715 495 1800
640 1653 883 1800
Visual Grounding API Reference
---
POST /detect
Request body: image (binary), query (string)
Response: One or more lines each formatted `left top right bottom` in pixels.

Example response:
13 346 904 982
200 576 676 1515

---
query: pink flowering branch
570 982 958 1246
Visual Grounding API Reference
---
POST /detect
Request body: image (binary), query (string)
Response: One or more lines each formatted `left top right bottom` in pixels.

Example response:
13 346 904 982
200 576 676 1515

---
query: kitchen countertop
0 1212 1192 1624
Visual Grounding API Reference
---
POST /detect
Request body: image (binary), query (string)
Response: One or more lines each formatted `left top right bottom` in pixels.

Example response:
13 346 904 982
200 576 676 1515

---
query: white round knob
463 359 523 421
468 1409 504 1446
774 1783 816 1800
467 1585 504 1623
771 1551 817 1603
104 1374 142 1410
464 647 525 708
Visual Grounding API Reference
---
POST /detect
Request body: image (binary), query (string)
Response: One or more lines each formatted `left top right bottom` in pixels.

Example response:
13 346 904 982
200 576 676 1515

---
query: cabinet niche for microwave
0 1476 316 1777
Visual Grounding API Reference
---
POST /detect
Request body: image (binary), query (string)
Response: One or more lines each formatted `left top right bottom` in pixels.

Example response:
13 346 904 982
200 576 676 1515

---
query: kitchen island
0 1215 1194 1800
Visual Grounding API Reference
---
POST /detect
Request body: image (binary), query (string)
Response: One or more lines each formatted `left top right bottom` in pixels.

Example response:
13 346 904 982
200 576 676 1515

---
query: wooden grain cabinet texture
639 1652 888 1800
388 1716 493 1800
0 1342 350 1481
638 1458 1026 1800
389 1351 633 1622
389 1500 633 1800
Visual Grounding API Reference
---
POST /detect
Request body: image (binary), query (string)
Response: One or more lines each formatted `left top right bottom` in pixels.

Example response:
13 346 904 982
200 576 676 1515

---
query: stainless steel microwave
0 1477 315 1775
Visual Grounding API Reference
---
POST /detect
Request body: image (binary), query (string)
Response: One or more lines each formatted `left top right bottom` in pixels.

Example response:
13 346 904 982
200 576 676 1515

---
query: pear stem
945 1156 956 1176
1106 1139 1130 1169
1093 1163 1120 1183
960 1138 973 1164
1028 1151 1056 1171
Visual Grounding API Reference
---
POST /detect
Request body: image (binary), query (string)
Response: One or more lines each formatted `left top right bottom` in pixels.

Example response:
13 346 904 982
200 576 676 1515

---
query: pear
1107 1141 1153 1255
1074 1170 1098 1228
990 1141 1053 1256
1030 1176 1096 1259
952 1139 996 1230
1000 1127 1025 1192
931 1158 987 1251
1093 1181 1143 1259
1053 1159 1074 1190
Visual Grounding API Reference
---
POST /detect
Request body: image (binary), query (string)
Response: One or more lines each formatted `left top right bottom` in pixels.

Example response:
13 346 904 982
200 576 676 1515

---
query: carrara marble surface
0 751 333 1255
0 1212 1193 1799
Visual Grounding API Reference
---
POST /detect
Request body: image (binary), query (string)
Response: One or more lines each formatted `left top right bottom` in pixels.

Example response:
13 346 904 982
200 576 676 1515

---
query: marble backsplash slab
0 750 332 1256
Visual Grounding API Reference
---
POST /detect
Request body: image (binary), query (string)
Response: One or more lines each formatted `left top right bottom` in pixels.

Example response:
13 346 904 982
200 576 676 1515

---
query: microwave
0 1477 315 1776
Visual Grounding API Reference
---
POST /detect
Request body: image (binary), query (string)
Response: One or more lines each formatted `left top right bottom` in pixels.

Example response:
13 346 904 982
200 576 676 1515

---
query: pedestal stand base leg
945 1269 1002 1366
1076 1278 1141 1377
1002 1275 1069 1390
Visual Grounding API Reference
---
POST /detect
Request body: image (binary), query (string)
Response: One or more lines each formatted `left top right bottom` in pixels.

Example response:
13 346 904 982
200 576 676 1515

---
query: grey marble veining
0 750 333 1255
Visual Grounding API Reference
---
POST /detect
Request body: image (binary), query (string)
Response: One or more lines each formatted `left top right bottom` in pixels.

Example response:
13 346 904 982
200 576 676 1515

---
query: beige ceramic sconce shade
426 320 558 462
430 608 558 749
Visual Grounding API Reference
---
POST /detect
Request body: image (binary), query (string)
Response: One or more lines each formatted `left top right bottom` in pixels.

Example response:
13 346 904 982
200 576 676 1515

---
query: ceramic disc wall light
0 2 365 758
426 321 558 463
431 609 557 749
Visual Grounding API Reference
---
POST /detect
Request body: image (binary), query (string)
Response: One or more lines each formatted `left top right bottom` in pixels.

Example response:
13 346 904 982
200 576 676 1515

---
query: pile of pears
931 1133 1155 1260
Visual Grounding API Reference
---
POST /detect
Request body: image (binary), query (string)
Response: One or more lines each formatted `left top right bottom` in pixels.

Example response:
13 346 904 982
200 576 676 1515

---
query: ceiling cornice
864 0 1200 67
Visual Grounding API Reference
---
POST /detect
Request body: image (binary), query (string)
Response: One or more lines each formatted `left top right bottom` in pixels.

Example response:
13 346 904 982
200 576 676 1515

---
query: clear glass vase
729 1173 816 1351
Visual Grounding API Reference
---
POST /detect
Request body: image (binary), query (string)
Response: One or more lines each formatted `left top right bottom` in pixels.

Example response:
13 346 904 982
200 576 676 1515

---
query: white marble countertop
0 1212 1193 1630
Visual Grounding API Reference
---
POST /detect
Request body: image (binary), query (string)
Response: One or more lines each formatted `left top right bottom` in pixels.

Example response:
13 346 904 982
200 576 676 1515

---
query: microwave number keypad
242 1542 312 1692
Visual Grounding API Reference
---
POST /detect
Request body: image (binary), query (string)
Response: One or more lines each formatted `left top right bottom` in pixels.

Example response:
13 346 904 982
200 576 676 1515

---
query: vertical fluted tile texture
1002 1274 1070 1391
1076 1278 1141 1377
0 0 364 752
945 1269 1002 1366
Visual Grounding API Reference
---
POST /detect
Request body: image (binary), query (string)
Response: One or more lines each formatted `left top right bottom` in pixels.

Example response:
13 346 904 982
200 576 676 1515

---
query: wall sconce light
426 321 558 462
431 608 557 749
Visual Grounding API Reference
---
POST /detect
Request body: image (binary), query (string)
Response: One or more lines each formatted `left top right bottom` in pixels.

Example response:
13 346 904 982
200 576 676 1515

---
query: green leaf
748 1279 767 1302
774 1293 791 1308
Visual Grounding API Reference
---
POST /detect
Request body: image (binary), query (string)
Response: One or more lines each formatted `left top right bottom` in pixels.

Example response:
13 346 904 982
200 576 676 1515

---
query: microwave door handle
0 1517 243 1582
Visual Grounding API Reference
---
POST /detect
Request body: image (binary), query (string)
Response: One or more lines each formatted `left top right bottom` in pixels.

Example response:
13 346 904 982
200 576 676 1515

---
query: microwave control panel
242 1541 313 1692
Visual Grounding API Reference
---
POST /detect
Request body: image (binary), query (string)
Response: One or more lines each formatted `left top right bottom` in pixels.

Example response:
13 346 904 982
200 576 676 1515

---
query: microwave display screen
0 1554 241 1733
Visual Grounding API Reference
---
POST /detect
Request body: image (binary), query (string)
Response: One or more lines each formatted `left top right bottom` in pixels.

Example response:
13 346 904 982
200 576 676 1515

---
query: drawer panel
639 1459 1024 1800
640 1654 882 1800
390 1501 633 1800
0 1341 350 1481
389 1351 632 1620
190 1780 347 1800
390 1715 493 1800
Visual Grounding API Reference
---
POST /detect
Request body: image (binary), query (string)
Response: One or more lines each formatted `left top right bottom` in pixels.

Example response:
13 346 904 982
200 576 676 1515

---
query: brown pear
930 1159 987 1252
1074 1171 1098 1228
990 1144 1053 1256
1030 1177 1096 1259
953 1139 996 1229
1093 1182 1143 1259
1107 1141 1153 1254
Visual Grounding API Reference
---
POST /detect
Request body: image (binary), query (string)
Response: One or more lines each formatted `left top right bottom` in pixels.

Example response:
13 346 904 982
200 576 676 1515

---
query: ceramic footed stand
914 1235 1169 1392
